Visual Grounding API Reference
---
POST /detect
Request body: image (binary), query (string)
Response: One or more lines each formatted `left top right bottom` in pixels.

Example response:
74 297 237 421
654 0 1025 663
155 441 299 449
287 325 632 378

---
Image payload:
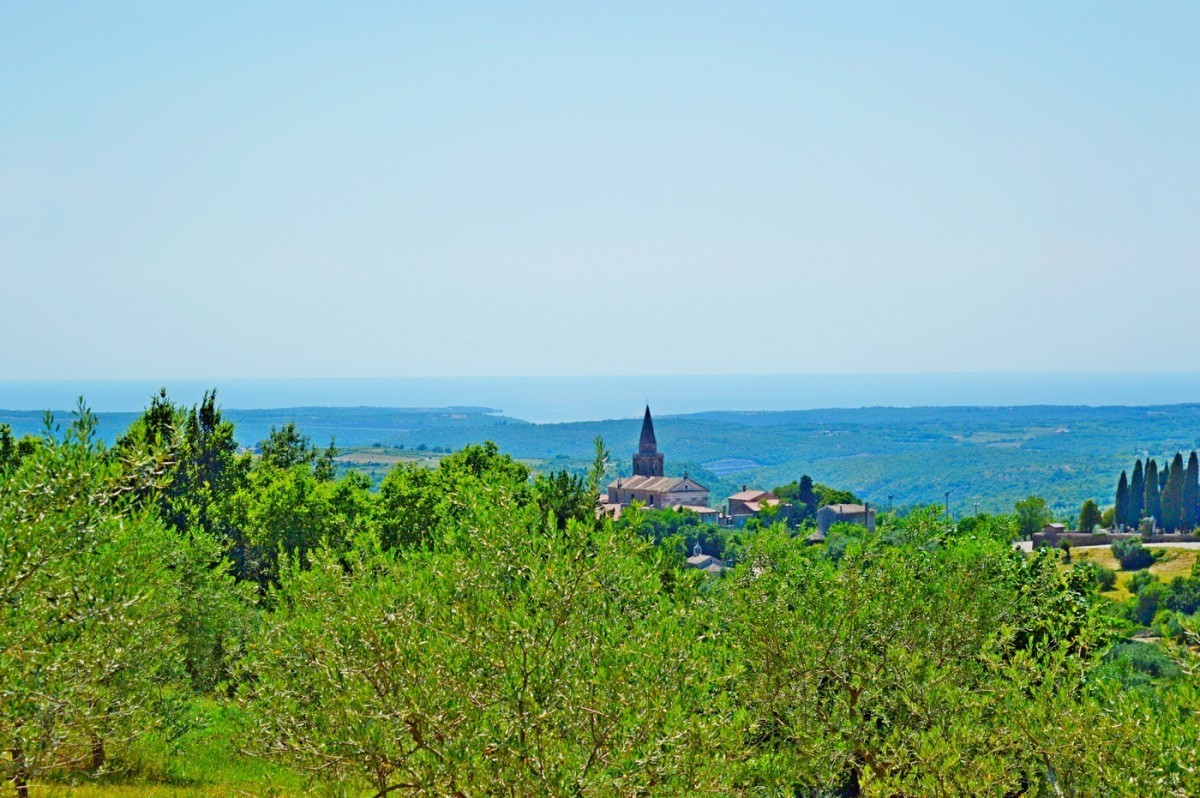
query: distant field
336 446 443 467
1069 547 1198 602
333 445 550 485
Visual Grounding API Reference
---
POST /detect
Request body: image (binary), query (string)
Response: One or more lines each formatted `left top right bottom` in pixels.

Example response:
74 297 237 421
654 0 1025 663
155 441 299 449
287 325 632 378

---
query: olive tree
0 407 185 795
716 526 1175 795
241 484 723 796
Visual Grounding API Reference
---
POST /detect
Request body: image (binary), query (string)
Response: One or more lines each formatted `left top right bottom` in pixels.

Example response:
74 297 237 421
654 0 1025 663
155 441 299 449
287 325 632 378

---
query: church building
605 406 711 512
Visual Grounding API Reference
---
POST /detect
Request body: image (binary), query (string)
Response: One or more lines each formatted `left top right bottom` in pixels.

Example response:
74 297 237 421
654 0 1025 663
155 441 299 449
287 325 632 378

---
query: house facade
815 503 877 535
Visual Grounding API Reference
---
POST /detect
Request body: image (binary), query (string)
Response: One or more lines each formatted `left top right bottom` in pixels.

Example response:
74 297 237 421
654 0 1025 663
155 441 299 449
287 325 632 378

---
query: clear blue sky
2 2 1197 379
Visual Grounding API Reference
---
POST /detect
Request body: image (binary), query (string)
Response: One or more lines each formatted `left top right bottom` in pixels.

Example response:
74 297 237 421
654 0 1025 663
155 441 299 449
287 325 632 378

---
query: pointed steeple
633 405 665 477
638 405 658 454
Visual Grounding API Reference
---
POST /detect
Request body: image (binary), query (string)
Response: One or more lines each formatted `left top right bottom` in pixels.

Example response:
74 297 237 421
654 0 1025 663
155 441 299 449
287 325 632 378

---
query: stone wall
1031 532 1135 548
1032 531 1200 548
1144 533 1200 544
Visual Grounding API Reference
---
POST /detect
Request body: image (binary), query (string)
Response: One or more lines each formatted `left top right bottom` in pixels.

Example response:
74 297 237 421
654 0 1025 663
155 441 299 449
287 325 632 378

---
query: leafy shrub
1112 539 1156 570
1154 610 1187 642
954 513 1018 543
1161 575 1200 615
1127 582 1165 626
1127 570 1159 596
1104 641 1181 681
1092 564 1117 592
1071 562 1114 591
823 521 871 561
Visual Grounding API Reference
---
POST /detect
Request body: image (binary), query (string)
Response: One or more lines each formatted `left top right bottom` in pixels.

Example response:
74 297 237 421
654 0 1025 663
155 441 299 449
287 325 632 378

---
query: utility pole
944 490 950 517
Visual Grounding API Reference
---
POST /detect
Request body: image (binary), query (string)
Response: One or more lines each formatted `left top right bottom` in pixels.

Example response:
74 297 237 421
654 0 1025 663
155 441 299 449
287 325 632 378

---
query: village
597 407 877 573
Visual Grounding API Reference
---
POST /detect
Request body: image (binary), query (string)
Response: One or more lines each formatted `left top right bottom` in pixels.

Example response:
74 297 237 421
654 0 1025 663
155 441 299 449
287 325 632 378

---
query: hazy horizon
6 372 1200 423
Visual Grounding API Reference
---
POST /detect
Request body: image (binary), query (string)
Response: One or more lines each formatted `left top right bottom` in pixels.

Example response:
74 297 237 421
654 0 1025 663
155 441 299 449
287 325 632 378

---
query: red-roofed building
605 406 710 511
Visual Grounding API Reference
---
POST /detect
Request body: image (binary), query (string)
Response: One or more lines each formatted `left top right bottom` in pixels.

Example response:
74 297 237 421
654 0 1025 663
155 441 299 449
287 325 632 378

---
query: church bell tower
632 405 665 477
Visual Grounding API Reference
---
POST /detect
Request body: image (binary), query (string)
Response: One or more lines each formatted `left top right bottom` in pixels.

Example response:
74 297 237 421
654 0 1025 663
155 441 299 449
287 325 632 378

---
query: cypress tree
798 474 818 520
1160 461 1170 491
1115 471 1130 530
1130 459 1145 522
1161 453 1185 531
1144 459 1161 528
1185 452 1199 531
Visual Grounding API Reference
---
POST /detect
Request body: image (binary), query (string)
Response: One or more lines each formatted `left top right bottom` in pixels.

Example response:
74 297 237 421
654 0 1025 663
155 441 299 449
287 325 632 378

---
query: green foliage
1128 569 1159 595
373 461 439 550
0 424 40 474
222 456 373 588
772 474 819 520
1014 495 1051 538
114 390 253 688
1130 581 1165 625
1073 561 1117 592
372 440 534 555
1112 538 1157 570
718 530 1163 794
1161 575 1200 615
822 520 873 560
1078 498 1103 532
1161 453 1186 531
0 404 188 790
0 424 10 470
955 512 1019 543
7 399 1200 795
1185 451 1199 531
1144 459 1162 526
1100 642 1182 687
532 469 592 530
814 482 862 507
1115 469 1130 528
1130 458 1146 524
117 389 243 541
617 505 741 562
585 435 609 502
257 422 317 470
240 500 721 795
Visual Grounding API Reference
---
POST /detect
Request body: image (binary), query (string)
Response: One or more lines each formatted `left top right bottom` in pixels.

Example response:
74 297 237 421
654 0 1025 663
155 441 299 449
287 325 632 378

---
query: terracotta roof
678 505 718 515
729 489 774 502
608 475 708 493
822 503 872 514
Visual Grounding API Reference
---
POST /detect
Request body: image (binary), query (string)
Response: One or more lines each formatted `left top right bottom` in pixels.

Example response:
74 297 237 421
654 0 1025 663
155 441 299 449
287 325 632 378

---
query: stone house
816 503 876 536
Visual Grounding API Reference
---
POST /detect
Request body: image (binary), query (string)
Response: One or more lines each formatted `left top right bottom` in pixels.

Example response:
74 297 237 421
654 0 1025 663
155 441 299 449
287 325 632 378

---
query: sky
2 2 1198 379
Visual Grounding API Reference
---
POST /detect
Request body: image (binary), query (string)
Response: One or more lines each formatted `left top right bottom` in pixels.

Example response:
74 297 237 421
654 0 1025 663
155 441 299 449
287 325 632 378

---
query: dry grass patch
1063 547 1198 603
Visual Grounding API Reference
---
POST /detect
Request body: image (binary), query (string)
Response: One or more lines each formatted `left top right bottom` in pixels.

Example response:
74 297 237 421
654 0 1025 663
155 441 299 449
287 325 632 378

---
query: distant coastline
6 398 1200 514
3 373 1200 423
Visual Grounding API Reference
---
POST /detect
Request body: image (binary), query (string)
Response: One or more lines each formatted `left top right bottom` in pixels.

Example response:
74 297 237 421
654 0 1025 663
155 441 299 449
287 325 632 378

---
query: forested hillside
1 393 1198 796
6 401 1200 514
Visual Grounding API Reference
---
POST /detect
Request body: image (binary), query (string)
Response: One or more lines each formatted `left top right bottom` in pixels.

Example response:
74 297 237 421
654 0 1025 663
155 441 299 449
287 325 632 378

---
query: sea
2 373 1200 423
